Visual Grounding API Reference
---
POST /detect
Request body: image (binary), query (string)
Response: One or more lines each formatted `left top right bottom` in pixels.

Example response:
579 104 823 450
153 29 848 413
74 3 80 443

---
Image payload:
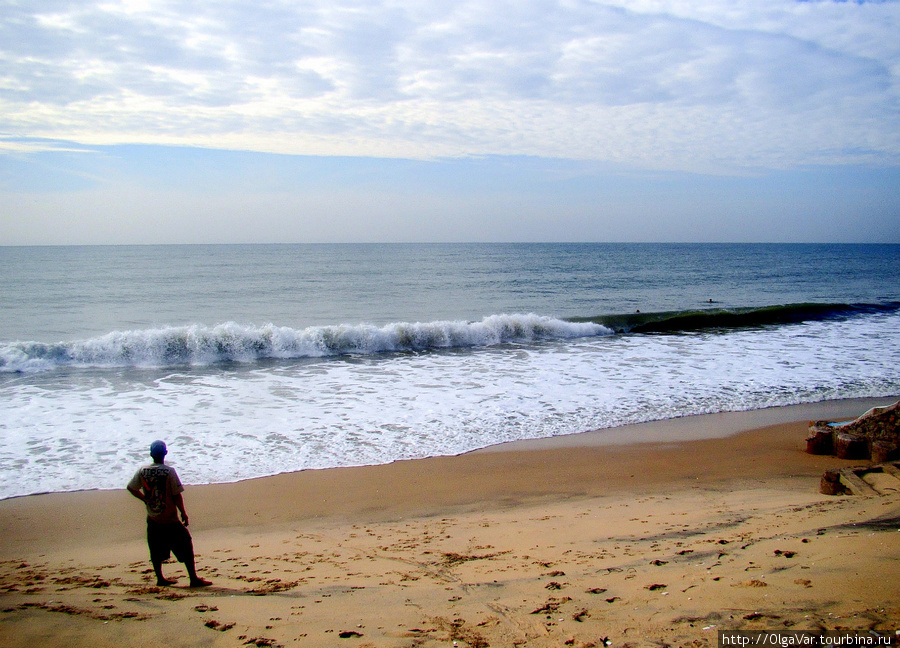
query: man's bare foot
157 577 177 586
190 578 212 588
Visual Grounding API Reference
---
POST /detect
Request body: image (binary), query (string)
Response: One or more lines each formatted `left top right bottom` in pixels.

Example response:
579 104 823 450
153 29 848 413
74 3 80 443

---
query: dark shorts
146 518 194 564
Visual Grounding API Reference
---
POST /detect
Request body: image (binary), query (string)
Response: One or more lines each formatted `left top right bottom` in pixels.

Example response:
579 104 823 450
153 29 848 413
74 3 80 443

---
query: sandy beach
1 399 898 648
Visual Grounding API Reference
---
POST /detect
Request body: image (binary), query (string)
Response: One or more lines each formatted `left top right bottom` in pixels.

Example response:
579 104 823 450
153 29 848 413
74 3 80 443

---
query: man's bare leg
185 555 211 587
152 560 177 586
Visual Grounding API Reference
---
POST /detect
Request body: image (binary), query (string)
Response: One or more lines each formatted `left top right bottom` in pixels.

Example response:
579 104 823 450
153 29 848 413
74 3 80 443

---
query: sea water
1 243 899 499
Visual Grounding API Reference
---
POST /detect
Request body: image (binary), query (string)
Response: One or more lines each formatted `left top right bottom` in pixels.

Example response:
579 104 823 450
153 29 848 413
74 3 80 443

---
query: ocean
1 243 899 500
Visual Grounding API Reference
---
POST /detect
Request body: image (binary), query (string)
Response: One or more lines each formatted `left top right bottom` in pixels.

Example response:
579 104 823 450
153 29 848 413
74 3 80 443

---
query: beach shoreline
1 397 898 647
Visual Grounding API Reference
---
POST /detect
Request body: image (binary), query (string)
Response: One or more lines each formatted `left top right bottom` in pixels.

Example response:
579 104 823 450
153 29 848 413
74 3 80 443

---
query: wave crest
0 314 610 373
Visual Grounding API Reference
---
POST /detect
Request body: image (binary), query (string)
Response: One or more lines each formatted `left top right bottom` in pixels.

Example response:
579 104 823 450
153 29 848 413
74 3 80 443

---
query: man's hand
173 493 189 526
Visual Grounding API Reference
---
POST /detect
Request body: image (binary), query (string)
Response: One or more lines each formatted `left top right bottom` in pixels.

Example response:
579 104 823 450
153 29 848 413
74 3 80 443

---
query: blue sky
1 0 899 244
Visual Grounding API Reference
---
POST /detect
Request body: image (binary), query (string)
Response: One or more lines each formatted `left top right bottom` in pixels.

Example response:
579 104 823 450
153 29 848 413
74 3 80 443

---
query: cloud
1 0 898 171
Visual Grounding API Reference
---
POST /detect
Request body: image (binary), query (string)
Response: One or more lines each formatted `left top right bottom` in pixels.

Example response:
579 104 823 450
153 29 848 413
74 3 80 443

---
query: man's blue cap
149 440 167 458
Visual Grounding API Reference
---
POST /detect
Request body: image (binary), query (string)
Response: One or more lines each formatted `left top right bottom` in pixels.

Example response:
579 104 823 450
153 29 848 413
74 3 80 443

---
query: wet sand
1 399 898 647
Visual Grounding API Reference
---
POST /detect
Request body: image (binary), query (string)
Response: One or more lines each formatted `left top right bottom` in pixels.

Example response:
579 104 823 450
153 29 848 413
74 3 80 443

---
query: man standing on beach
127 440 212 588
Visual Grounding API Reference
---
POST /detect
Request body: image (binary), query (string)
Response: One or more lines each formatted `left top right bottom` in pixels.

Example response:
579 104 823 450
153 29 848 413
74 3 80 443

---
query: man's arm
173 492 189 526
127 485 145 502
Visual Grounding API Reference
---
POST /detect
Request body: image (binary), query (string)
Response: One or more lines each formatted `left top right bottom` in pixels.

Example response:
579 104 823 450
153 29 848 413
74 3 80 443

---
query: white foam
1 311 898 499
0 314 610 373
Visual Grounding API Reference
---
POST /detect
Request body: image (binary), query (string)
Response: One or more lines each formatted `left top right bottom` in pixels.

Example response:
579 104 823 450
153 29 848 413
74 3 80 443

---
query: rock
820 469 846 496
806 400 899 461
871 440 897 464
834 432 868 460
805 425 833 455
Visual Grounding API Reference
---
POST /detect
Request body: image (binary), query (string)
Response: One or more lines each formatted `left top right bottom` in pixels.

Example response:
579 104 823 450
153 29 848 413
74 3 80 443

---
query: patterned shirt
127 463 184 523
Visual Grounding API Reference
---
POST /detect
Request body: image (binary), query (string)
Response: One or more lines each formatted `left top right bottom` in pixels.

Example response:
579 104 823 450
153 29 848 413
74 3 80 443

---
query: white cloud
1 0 898 171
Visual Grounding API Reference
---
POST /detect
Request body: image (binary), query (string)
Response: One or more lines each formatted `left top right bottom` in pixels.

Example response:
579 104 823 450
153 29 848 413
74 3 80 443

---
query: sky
1 0 899 244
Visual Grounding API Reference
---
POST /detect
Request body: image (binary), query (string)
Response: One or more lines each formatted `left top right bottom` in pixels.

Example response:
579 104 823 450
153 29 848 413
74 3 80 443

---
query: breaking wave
0 314 610 373
4 302 897 374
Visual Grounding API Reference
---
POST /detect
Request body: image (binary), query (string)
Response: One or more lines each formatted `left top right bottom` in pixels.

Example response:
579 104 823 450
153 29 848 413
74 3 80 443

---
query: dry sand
1 400 898 647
